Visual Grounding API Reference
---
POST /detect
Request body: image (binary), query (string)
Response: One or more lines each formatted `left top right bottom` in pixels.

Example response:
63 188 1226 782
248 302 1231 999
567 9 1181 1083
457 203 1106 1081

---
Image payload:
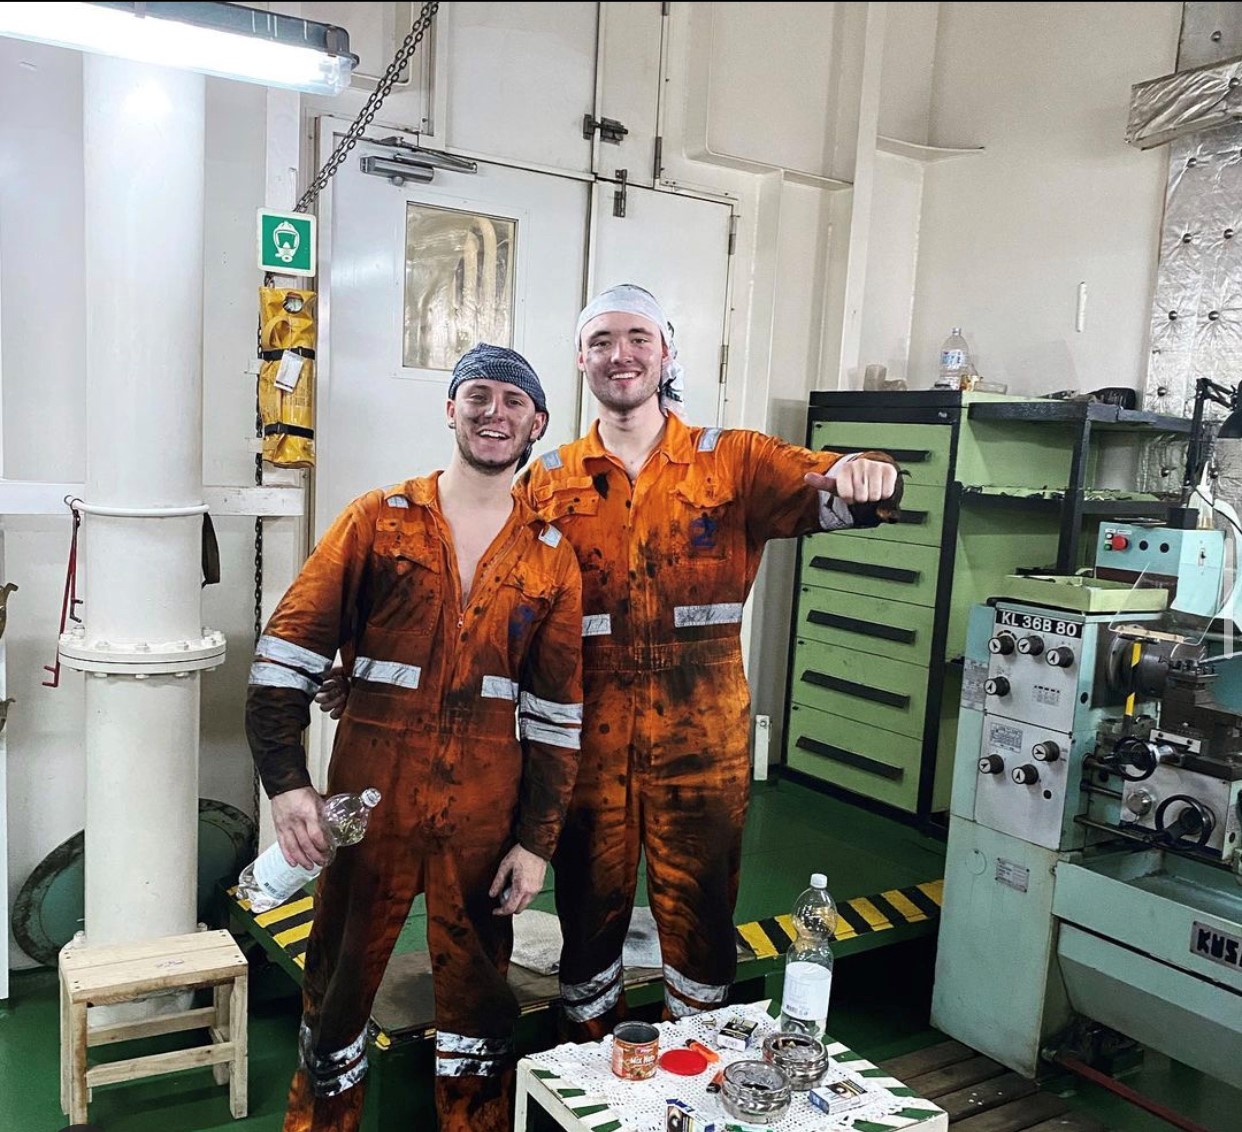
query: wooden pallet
880 1041 1110 1132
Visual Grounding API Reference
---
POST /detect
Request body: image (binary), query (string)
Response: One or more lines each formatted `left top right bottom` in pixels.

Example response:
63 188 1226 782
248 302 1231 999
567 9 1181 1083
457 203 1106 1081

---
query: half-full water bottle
779 872 837 1038
237 787 381 912
934 327 972 390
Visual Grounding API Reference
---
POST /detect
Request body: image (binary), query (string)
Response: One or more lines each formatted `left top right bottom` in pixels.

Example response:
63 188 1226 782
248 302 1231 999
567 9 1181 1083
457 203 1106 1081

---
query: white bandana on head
575 283 686 419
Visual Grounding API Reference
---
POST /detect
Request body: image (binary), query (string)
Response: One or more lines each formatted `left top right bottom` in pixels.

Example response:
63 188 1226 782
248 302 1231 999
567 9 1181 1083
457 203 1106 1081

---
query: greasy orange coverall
519 415 898 1035
245 475 583 1132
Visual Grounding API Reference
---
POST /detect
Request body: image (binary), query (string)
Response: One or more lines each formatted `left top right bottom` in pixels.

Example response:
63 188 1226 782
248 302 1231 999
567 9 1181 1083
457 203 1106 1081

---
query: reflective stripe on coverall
246 474 583 1132
520 415 899 1036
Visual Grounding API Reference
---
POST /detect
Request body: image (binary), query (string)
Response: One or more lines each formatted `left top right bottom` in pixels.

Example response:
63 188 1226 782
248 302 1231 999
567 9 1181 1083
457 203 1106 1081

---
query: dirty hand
315 666 350 719
489 845 547 916
805 457 898 504
271 786 331 870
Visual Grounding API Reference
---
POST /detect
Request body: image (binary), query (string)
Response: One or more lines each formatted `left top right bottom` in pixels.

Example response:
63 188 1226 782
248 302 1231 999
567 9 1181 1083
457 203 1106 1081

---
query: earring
448 421 456 429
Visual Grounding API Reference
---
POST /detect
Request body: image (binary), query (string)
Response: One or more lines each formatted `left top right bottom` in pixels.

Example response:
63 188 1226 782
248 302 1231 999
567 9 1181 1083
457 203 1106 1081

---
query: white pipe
81 56 207 951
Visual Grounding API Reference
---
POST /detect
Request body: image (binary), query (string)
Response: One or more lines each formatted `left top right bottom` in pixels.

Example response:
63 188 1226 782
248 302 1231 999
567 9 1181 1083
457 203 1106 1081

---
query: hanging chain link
294 0 441 214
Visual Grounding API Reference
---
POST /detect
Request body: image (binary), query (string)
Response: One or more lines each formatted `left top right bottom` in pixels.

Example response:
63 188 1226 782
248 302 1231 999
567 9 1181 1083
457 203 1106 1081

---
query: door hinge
653 135 663 181
719 343 729 384
613 169 628 218
583 113 629 144
728 214 739 256
662 1 670 15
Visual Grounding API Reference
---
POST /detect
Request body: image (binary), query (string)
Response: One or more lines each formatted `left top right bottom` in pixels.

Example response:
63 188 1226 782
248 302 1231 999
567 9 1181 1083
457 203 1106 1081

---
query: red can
611 1021 659 1080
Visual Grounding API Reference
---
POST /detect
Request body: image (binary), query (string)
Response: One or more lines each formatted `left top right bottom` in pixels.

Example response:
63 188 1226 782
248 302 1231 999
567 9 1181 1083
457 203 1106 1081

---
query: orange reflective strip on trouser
555 640 751 1041
282 770 520 1132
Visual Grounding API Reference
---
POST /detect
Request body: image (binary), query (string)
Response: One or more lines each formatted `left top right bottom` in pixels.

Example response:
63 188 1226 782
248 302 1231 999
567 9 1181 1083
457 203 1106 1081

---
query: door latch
583 114 629 144
614 169 628 218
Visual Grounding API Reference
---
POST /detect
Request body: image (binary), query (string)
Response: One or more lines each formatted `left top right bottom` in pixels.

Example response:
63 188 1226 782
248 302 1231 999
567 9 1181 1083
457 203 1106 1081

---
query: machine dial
1017 635 1044 656
1011 764 1040 785
984 676 1010 696
988 633 1016 655
1045 647 1075 668
978 754 1005 775
1032 740 1061 762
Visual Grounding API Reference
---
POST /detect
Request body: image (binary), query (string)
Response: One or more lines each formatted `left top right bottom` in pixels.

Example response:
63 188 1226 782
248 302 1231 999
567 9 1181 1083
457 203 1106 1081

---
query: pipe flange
58 626 227 675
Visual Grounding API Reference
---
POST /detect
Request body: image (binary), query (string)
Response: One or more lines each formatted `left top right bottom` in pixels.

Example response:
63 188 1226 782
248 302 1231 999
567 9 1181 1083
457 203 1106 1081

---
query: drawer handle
794 735 904 781
800 669 911 709
898 509 928 525
818 445 932 463
808 556 921 584
806 610 916 645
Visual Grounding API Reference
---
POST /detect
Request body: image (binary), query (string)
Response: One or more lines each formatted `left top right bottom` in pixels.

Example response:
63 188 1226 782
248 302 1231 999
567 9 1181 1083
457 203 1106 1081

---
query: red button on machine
1107 533 1129 551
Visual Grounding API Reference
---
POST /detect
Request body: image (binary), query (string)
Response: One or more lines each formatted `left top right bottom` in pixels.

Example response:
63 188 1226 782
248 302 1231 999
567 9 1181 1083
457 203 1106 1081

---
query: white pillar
70 56 218 948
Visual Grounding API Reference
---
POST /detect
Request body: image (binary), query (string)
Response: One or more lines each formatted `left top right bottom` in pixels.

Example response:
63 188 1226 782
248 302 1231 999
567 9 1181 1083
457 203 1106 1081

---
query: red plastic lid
659 1048 708 1075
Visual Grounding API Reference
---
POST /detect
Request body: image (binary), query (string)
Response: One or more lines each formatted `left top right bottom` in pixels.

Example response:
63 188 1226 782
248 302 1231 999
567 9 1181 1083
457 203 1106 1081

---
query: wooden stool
59 928 249 1123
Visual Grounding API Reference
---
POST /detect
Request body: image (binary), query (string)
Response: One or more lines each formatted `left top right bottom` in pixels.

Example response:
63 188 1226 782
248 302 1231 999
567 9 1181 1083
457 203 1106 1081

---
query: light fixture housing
0 1 358 95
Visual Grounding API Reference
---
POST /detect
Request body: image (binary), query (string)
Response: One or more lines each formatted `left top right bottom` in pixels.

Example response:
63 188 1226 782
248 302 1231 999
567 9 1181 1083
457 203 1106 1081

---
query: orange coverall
519 415 898 1036
246 474 583 1132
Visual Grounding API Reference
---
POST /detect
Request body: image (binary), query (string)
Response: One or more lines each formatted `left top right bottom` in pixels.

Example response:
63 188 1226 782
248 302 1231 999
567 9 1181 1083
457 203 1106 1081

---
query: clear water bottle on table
779 872 837 1038
237 786 382 913
934 327 972 390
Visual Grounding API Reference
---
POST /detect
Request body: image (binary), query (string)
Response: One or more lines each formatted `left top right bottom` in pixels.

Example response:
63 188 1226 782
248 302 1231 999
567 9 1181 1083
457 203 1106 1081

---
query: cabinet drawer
785 702 921 813
794 587 935 666
791 638 928 739
812 420 951 487
801 533 940 607
832 482 945 548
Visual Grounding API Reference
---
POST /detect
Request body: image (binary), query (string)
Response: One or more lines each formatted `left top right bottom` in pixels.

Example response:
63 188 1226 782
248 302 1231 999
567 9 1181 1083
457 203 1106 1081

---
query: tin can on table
611 1021 659 1079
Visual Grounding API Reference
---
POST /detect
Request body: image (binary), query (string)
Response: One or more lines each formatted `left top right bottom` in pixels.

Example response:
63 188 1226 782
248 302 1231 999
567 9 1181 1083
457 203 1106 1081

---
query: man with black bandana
247 343 583 1132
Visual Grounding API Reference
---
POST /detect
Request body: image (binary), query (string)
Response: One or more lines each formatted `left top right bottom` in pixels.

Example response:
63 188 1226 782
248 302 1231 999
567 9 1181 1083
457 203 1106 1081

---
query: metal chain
252 412 264 847
295 1 441 214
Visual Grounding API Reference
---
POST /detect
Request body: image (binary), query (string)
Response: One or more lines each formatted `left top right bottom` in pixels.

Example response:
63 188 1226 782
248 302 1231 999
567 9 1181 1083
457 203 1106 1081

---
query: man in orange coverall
245 343 583 1132
519 284 902 1038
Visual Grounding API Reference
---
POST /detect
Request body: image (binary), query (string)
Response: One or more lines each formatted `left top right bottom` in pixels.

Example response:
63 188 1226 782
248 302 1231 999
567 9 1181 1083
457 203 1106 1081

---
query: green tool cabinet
781 391 1189 823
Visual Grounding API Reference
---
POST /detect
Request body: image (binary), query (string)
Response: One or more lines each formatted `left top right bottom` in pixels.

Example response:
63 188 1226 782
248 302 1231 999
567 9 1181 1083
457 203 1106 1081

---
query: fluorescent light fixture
0 2 358 95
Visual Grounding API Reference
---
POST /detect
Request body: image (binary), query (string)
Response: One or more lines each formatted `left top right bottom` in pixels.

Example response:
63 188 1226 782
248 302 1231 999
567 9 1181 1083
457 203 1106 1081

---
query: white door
585 181 734 429
315 126 591 533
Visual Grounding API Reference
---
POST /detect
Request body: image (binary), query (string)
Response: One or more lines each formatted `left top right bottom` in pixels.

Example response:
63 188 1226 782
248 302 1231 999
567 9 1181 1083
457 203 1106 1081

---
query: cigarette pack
809 1075 872 1116
666 1098 719 1132
716 1016 758 1051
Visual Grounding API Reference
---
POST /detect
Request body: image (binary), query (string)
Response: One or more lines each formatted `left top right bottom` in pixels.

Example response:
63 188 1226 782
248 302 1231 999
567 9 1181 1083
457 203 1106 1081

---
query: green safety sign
257 209 316 276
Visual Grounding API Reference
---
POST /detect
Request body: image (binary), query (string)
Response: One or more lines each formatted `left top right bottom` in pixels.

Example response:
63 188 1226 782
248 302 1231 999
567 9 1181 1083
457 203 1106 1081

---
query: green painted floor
1 778 1238 1131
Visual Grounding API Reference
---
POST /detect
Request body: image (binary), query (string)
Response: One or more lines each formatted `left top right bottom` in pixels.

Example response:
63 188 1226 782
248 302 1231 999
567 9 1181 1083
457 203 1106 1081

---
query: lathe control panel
985 607 1082 735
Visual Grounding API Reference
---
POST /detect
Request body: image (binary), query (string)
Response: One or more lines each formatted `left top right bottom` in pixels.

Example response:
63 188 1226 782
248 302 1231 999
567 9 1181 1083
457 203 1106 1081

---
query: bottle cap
659 1048 708 1075
810 872 827 889
361 787 382 808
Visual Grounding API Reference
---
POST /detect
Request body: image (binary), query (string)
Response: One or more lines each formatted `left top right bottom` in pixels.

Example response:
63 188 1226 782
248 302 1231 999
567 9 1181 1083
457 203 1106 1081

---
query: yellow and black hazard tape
734 880 943 961
232 888 315 968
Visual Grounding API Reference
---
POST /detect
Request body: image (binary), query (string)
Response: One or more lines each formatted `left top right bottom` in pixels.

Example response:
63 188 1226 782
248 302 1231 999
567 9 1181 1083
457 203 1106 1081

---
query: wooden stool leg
229 974 249 1119
58 966 70 1116
212 983 231 1086
68 1001 89 1124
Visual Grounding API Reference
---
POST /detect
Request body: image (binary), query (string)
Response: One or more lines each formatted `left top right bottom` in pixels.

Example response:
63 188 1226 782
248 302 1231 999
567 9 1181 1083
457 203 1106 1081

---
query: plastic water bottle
934 328 971 390
236 787 382 912
779 872 837 1037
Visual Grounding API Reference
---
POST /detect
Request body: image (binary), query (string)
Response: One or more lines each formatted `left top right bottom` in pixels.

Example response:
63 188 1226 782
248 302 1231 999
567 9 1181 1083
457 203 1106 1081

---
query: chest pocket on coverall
368 519 441 636
533 476 603 611
671 477 736 565
502 563 554 657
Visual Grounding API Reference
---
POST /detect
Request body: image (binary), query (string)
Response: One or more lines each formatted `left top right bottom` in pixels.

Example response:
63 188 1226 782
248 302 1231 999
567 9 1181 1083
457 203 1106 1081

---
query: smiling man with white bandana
517 283 903 1038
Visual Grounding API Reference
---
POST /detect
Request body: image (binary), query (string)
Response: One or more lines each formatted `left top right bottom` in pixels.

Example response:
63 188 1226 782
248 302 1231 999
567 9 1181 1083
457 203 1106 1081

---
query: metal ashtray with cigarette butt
761 1031 830 1090
719 1058 792 1124
611 1021 660 1080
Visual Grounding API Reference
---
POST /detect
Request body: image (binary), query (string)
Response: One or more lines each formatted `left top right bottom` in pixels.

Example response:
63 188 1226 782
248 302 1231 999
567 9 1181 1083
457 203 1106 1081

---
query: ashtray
718 1059 792 1124
761 1031 830 1090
